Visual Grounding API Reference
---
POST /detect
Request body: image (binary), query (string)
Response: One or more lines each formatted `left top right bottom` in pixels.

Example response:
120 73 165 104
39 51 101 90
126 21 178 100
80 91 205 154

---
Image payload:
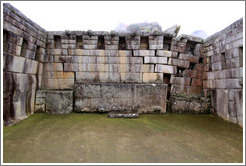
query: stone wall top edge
205 17 243 43
47 30 177 37
75 82 168 86
4 3 46 33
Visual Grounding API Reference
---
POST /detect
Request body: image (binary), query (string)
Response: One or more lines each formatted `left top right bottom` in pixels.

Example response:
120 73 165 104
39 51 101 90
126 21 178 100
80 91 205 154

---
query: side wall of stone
203 18 243 126
3 3 46 124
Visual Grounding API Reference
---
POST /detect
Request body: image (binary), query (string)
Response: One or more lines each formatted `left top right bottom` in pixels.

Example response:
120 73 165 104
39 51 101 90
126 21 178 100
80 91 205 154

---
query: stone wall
41 30 207 115
3 3 46 125
203 18 243 126
2 3 243 126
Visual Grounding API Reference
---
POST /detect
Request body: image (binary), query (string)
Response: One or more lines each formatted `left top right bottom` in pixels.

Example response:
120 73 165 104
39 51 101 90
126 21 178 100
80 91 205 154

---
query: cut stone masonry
2 3 243 126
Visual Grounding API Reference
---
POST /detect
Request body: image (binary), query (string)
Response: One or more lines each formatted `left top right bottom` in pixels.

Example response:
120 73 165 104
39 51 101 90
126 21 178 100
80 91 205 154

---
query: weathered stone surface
168 58 190 69
170 97 208 114
74 82 167 114
156 50 173 57
170 77 191 86
144 57 168 64
179 53 199 63
155 64 177 74
143 73 163 83
133 50 155 56
46 91 73 114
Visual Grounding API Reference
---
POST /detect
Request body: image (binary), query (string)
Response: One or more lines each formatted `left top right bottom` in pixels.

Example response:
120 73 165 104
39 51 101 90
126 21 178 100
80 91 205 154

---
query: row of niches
52 35 174 51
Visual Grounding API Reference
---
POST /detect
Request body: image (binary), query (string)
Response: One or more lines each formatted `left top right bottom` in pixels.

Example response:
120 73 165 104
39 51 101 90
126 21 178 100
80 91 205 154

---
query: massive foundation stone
46 91 73 114
74 82 167 114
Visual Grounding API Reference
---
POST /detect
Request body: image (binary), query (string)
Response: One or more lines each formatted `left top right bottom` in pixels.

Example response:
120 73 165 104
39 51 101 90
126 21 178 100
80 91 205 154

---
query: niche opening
119 37 126 50
76 36 83 49
97 36 105 49
54 35 62 49
140 36 149 50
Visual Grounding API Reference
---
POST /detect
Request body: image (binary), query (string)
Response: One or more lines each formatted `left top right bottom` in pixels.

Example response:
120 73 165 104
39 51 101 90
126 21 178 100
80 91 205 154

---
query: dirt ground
3 113 243 163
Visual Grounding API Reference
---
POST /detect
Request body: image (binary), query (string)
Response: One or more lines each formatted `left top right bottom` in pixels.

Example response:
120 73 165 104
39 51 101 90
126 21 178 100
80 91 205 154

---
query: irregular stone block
191 78 202 87
170 77 191 86
168 58 190 69
182 69 202 79
170 97 204 114
179 53 199 63
155 64 177 74
193 64 203 71
171 84 201 97
143 73 163 83
46 90 73 114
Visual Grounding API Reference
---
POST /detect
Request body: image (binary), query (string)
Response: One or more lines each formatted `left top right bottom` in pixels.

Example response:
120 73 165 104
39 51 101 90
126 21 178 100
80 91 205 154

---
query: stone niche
74 82 168 113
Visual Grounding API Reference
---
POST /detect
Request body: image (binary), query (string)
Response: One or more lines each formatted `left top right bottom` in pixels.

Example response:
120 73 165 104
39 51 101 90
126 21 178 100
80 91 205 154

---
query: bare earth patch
3 113 243 163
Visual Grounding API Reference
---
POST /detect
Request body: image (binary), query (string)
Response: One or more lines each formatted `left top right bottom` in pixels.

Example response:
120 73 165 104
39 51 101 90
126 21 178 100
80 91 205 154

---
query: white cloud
4 1 245 36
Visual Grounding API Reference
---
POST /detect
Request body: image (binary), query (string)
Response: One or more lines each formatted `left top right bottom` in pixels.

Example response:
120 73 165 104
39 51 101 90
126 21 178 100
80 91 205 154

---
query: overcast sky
4 1 245 37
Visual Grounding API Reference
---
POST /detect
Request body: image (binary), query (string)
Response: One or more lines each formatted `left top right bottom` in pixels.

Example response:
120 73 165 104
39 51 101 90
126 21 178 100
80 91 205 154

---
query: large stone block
182 69 202 79
46 91 73 114
46 79 74 89
191 78 202 87
45 63 63 71
215 89 230 121
168 58 190 69
156 50 173 57
227 79 243 89
46 71 74 79
74 82 167 113
170 97 204 114
170 77 191 86
3 53 25 73
10 73 37 120
179 53 199 63
144 57 168 64
155 64 177 74
120 73 142 83
133 50 155 56
171 84 201 97
24 59 38 74
143 73 163 83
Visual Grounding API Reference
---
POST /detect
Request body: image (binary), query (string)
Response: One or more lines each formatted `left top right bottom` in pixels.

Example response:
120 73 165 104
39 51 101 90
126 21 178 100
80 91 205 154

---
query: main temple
3 3 243 126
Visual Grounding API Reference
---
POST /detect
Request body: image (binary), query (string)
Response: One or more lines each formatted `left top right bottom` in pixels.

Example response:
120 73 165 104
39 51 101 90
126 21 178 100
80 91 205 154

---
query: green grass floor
3 113 243 163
